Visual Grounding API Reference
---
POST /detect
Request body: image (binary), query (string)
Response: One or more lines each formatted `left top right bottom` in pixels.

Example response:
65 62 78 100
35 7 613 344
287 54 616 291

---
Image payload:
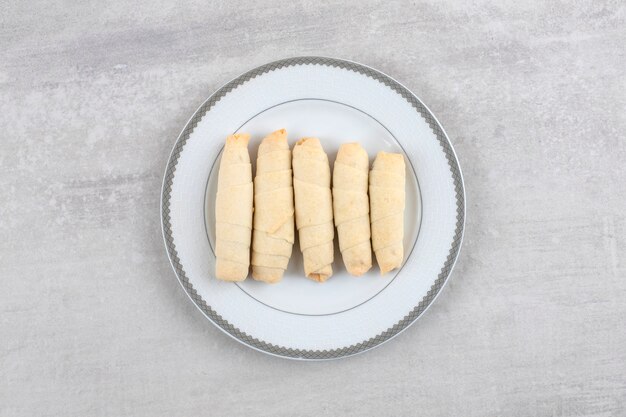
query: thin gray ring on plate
160 56 466 360
202 97 424 317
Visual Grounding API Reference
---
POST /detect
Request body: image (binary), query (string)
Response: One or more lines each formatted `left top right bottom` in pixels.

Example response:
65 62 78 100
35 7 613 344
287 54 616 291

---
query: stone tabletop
2 1 625 416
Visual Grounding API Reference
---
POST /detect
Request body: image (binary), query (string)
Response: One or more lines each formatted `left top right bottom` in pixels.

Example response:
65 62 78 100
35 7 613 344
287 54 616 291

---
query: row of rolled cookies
214 130 406 283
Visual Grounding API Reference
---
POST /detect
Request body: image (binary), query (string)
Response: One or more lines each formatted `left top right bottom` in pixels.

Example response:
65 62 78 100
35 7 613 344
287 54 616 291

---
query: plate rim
160 56 466 360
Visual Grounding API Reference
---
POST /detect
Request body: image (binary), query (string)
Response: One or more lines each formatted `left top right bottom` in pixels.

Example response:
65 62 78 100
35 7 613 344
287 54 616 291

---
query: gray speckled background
2 1 625 416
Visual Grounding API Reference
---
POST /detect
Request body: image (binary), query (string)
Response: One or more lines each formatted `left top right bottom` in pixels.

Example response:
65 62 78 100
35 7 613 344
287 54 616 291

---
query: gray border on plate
160 56 466 360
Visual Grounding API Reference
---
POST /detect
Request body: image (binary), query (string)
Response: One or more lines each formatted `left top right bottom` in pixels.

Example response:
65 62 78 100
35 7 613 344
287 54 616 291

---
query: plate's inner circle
205 99 422 316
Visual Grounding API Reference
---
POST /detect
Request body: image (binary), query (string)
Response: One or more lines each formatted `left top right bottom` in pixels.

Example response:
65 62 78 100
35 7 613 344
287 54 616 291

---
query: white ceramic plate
161 57 465 360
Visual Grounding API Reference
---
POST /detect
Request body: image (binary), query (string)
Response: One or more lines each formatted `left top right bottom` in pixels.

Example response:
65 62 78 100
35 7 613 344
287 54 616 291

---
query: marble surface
2 1 625 416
